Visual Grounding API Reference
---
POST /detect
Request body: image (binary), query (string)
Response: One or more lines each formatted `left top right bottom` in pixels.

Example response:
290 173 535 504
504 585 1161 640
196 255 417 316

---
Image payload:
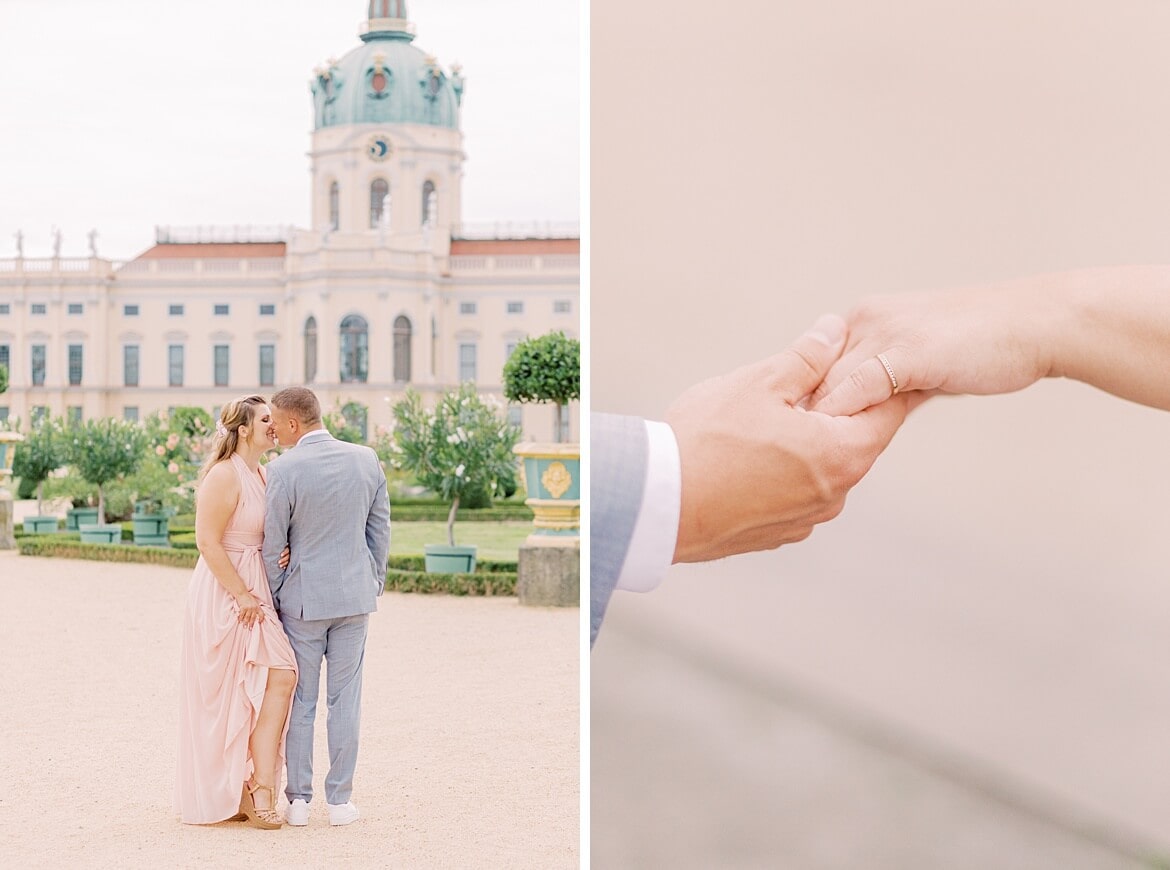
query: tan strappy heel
239 780 282 830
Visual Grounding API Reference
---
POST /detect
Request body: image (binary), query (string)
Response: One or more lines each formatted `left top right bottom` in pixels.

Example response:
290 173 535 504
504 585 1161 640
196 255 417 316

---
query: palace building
0 0 579 441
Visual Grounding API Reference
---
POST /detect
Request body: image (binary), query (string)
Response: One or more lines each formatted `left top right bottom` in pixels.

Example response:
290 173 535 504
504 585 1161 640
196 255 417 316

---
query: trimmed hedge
17 537 518 595
388 504 533 522
385 569 516 596
18 537 198 568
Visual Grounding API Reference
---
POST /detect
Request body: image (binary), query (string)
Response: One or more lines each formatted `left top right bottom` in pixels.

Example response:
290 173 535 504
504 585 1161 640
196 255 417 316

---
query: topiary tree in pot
503 331 580 442
12 417 65 533
389 384 520 572
69 417 149 536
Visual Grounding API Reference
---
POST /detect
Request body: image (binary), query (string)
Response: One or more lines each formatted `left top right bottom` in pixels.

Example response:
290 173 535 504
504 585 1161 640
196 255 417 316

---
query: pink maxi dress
174 453 298 824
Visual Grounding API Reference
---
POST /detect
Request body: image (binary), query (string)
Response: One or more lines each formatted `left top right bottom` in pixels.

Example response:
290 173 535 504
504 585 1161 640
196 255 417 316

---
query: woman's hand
810 280 1056 416
278 545 290 570
234 591 264 628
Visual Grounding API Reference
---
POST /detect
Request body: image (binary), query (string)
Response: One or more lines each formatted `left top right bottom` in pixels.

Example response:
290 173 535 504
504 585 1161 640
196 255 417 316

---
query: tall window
340 315 369 383
0 407 8 423
214 345 229 387
370 179 389 228
67 407 82 426
169 304 184 316
304 316 318 382
31 344 46 386
123 345 139 387
506 301 524 315
421 180 436 226
0 345 9 377
214 304 230 316
123 304 139 316
169 345 184 387
31 406 48 425
329 181 340 231
68 303 83 315
259 344 275 387
68 344 83 386
393 315 411 382
458 343 477 383
123 407 139 422
507 404 522 429
30 303 46 315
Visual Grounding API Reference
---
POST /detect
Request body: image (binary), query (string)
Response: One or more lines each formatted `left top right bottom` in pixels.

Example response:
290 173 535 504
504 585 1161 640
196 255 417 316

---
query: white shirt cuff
615 419 681 593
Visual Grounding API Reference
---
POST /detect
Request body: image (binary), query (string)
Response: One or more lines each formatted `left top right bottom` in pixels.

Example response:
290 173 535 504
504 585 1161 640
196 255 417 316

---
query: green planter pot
512 442 580 546
424 545 478 574
65 507 99 531
23 516 59 535
132 515 170 547
79 523 121 544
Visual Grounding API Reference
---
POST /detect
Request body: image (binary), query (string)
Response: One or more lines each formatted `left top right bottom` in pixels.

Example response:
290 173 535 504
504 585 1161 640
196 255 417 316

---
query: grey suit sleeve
365 449 391 595
262 464 292 595
590 412 650 647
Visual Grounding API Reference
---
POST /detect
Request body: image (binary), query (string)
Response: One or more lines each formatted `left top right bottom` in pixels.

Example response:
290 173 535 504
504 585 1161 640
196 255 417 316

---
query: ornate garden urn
512 441 580 548
0 431 26 549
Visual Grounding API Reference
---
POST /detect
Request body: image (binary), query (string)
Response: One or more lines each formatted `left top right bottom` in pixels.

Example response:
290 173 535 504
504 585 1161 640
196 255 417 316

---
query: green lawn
389 521 531 561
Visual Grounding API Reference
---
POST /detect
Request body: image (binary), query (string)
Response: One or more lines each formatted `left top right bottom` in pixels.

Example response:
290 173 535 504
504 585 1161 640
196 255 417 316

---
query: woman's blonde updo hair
198 394 267 481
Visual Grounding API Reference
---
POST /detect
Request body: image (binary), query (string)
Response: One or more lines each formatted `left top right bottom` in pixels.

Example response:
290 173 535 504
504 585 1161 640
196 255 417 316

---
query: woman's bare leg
248 667 297 806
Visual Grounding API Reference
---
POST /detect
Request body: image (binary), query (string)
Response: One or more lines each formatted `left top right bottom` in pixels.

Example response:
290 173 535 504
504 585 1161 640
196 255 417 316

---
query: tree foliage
503 331 581 406
68 418 149 522
389 385 520 545
0 363 7 395
503 331 580 442
12 417 66 514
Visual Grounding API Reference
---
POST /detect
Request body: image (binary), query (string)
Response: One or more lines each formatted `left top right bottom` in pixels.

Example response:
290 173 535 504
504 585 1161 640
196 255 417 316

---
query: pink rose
155 445 165 456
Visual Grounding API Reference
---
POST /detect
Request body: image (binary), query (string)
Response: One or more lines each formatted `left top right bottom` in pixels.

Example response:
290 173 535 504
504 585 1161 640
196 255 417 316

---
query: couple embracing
174 387 391 829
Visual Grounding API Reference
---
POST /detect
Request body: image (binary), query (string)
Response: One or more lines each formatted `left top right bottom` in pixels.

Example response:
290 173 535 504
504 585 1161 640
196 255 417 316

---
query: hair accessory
216 420 228 437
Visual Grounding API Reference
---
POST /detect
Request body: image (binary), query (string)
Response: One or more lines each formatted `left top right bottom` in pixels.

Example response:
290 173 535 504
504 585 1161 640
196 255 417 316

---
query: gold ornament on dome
541 461 573 499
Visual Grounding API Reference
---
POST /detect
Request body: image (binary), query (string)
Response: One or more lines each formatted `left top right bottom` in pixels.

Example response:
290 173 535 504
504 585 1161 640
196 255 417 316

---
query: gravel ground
0 550 579 869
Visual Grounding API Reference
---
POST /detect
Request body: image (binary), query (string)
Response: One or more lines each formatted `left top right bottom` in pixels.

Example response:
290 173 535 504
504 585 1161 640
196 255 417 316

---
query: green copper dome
310 1 464 131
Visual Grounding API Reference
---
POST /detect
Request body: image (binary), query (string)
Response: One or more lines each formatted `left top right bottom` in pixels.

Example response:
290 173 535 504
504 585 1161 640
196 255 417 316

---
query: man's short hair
270 386 322 426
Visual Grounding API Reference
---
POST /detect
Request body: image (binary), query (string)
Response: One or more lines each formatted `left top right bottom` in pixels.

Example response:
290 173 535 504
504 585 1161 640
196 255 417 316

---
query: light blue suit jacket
263 429 391 621
590 413 649 646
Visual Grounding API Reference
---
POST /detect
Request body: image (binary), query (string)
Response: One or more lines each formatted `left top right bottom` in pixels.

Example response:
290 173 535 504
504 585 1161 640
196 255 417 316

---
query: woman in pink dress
175 395 298 829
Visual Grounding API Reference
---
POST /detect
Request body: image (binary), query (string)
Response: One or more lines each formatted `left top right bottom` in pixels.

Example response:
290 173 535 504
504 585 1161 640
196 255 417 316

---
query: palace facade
0 0 579 441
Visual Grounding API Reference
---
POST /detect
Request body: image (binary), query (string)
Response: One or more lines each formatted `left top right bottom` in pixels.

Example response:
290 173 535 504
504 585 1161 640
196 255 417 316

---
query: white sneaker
285 799 309 826
327 801 360 826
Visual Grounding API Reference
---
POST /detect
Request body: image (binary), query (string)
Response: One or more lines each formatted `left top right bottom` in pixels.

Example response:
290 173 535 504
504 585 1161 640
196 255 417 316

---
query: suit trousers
279 612 369 805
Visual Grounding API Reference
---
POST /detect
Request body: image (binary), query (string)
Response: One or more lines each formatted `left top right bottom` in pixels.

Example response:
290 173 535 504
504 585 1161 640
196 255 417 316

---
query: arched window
340 314 369 383
303 316 318 382
370 179 389 228
328 182 339 231
421 180 436 227
393 315 412 382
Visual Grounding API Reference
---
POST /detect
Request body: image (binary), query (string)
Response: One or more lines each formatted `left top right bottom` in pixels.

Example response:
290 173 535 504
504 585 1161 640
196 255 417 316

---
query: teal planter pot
512 442 581 545
424 545 478 574
132 515 170 547
65 507 99 531
23 516 59 535
79 523 121 544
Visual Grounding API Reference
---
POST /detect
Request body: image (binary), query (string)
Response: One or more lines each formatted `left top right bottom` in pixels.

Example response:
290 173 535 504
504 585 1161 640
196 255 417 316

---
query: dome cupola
310 1 464 130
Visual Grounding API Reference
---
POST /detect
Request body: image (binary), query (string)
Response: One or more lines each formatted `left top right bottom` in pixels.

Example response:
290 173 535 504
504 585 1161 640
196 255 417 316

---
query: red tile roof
449 238 579 255
136 243 287 260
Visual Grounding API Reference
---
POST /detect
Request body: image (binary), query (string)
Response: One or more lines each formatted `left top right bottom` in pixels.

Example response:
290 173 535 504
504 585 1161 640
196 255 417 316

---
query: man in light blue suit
263 386 391 826
591 315 911 646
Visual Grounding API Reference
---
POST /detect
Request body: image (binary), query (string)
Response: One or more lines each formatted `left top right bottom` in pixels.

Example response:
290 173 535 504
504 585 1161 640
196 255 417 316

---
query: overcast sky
0 0 580 259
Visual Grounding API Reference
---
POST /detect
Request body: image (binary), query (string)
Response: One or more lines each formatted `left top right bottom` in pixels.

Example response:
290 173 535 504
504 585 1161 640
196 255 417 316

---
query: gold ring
876 353 899 395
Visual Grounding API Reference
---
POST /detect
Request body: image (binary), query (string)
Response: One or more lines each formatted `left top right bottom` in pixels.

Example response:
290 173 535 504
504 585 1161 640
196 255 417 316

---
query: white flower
446 433 460 444
454 463 465 478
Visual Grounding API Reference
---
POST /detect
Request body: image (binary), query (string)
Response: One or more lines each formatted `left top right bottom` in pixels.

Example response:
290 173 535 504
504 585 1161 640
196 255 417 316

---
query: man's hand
666 314 910 563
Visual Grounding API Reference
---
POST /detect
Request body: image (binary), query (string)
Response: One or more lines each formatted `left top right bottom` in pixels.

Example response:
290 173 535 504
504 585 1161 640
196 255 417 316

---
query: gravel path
0 550 579 869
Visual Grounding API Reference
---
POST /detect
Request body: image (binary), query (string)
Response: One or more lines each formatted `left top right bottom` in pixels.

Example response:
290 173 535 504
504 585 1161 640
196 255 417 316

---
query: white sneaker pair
285 798 360 827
